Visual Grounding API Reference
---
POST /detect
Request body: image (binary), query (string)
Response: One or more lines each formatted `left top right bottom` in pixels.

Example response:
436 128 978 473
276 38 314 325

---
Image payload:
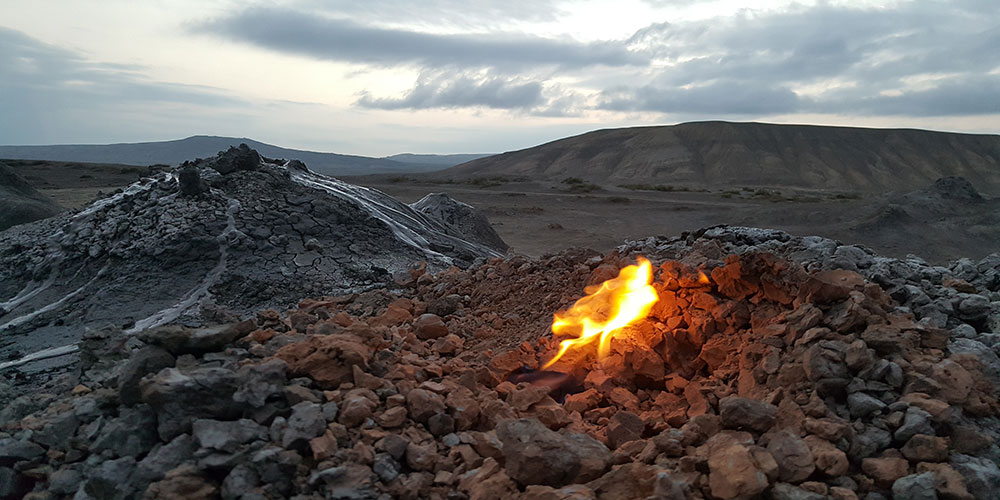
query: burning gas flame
543 257 659 368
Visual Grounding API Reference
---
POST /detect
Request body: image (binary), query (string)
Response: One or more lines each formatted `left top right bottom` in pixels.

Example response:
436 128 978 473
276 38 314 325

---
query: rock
606 411 644 449
413 313 449 340
931 359 973 405
892 472 938 500
585 462 664 500
770 482 828 500
0 438 45 464
850 426 892 459
407 388 447 423
917 463 975 500
221 465 259 500
847 392 886 418
862 456 910 487
140 367 244 441
373 453 401 483
0 466 31 499
143 464 217 500
562 433 613 483
90 404 160 458
192 418 267 453
118 346 176 405
704 433 776 499
719 396 777 433
496 418 608 487
339 393 377 428
232 359 288 409
803 341 850 395
955 294 991 321
803 436 848 477
406 441 438 472
138 320 255 356
48 467 83 495
31 411 79 450
950 454 1000 500
798 269 865 304
274 334 371 389
308 464 375 499
901 434 949 463
282 401 326 450
378 434 409 461
136 434 197 483
766 430 815 483
178 165 209 197
410 192 509 253
895 406 935 442
459 457 519 500
376 406 408 428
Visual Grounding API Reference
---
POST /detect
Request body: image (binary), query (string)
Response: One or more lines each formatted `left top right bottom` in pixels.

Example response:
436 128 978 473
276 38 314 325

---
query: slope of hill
0 161 64 230
441 121 1000 194
0 136 461 176
385 153 492 166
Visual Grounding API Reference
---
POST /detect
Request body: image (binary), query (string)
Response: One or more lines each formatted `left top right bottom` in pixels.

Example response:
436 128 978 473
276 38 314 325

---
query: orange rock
274 334 370 389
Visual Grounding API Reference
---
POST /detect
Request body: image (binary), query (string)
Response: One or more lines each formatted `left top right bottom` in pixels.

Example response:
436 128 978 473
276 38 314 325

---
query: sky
1 0 998 156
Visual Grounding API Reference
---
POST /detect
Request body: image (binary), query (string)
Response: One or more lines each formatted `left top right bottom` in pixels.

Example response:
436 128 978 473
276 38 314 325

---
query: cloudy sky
1 0 998 156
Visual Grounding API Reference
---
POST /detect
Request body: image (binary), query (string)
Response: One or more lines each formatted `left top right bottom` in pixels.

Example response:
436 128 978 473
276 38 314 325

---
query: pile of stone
1 227 999 499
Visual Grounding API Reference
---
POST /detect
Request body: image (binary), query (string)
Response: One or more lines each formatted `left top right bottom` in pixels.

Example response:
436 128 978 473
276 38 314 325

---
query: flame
543 257 659 368
698 271 711 284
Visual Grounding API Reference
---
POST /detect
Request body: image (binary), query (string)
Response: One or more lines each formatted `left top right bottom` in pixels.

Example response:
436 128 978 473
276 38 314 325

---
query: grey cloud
601 81 803 115
603 1 1000 117
0 27 244 144
195 8 645 70
357 73 545 110
292 0 567 26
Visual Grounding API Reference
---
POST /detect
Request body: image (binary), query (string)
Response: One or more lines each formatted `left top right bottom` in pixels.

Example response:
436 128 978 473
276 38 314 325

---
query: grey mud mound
0 161 64 231
410 192 509 253
0 145 504 375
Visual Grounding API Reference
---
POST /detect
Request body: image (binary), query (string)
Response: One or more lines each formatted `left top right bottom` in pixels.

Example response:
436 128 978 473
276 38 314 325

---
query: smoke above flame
543 257 659 368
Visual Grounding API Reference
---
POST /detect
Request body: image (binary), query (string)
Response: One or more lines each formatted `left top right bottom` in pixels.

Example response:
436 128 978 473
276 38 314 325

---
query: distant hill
384 153 492 166
440 121 1000 194
0 136 474 176
0 161 64 230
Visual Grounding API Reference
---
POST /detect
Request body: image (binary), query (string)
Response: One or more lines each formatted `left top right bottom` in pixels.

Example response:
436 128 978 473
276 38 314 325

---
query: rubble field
2 227 999 500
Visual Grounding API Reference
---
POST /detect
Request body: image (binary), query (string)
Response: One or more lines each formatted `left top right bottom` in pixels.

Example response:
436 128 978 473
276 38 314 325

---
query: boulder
719 396 777 433
497 418 609 487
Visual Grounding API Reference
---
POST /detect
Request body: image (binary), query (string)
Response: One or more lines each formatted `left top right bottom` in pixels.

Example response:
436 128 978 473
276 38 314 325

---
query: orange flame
543 257 659 368
698 270 711 284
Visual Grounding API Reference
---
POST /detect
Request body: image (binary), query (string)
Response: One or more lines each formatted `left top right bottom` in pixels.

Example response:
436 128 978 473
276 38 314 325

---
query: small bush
562 177 585 185
608 196 631 203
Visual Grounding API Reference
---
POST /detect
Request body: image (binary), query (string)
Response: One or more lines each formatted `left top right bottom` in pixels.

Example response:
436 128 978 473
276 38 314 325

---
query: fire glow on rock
543 257 660 368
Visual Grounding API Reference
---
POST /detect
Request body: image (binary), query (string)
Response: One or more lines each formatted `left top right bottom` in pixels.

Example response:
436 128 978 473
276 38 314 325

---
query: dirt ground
346 176 995 264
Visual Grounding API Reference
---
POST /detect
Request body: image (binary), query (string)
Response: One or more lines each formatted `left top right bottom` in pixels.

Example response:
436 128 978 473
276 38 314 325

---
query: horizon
2 1 999 156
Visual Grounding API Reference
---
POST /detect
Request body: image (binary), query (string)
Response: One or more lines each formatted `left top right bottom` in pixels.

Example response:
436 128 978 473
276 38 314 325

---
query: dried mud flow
0 145 504 377
1 226 999 500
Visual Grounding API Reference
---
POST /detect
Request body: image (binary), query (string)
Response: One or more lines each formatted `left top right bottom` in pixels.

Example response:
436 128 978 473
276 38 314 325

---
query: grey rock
322 401 340 421
0 466 31 499
282 401 326 450
0 437 45 464
251 446 301 497
373 453 401 482
33 411 80 450
378 434 409 461
48 467 84 495
89 404 159 458
848 392 887 418
233 359 289 409
891 472 938 500
956 294 991 321
117 345 175 405
719 396 777 433
949 338 1000 385
222 464 260 500
950 454 1000 500
178 166 209 197
140 366 244 441
765 431 815 483
193 418 268 452
76 456 137 500
770 483 827 500
137 320 255 356
850 426 892 459
135 433 197 483
895 406 935 442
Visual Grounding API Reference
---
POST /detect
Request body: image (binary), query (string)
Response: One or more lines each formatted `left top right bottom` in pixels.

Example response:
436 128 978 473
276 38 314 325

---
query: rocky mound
0 145 504 376
0 161 64 231
439 122 1000 194
410 193 509 254
1 227 997 499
